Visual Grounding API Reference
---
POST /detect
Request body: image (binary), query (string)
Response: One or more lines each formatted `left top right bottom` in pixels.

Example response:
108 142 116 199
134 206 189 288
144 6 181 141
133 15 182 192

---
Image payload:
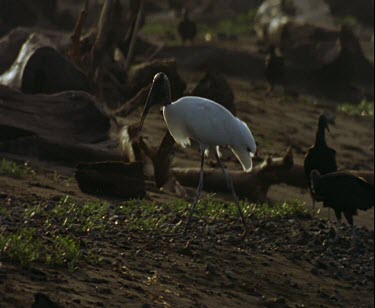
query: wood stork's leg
184 148 206 235
215 150 247 235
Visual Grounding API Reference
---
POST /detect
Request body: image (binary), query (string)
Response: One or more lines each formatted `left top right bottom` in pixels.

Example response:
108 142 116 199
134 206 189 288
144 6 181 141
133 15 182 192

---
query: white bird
139 72 257 235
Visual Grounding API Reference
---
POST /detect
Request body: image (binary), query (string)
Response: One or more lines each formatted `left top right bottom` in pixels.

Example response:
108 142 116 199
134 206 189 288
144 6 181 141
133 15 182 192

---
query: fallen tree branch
172 151 374 202
173 148 295 202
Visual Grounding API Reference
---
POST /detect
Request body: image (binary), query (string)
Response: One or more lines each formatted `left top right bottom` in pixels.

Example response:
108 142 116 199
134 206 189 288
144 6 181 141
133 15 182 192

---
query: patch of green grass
25 196 110 233
0 228 82 269
0 159 23 178
42 196 111 233
337 15 359 28
46 235 82 271
0 228 42 266
10 195 308 268
116 197 308 232
188 197 308 221
338 100 374 117
142 20 175 36
0 204 11 218
215 10 257 37
0 159 35 178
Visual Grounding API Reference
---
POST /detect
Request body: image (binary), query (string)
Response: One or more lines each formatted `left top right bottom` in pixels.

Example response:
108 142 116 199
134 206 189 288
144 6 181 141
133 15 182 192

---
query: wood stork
304 114 337 209
139 72 257 235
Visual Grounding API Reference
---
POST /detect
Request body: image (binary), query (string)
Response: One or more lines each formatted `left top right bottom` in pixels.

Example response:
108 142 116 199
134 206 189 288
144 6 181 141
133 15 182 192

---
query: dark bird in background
265 45 285 93
310 170 374 226
304 114 337 208
178 8 197 44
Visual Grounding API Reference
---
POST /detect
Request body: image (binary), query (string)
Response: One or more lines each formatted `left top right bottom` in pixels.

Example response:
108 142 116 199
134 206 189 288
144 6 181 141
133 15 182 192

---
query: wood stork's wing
183 98 237 146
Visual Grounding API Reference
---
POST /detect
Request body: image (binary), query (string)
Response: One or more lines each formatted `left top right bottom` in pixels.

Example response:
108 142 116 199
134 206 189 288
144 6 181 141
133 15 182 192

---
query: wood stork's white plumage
139 72 257 235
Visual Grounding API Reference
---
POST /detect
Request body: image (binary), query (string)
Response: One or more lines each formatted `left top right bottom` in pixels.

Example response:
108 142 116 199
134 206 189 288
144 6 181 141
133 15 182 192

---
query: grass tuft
0 159 35 178
338 100 374 117
0 228 82 269
0 228 42 266
46 235 82 271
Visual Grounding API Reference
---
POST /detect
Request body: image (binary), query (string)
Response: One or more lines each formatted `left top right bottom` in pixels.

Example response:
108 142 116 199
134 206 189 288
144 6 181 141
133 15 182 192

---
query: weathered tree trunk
0 33 91 94
173 149 295 202
0 85 120 165
0 137 122 167
172 156 374 202
75 161 145 199
0 86 108 143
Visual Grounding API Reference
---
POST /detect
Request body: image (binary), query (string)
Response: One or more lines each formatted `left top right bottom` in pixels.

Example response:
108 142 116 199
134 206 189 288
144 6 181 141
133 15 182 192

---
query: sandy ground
0 5 374 306
0 70 373 307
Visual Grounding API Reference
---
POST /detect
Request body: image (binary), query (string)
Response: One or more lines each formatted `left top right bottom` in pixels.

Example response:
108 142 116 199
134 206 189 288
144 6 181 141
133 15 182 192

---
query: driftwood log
0 28 73 75
172 156 374 202
75 161 145 199
0 85 122 166
173 149 295 202
0 33 91 94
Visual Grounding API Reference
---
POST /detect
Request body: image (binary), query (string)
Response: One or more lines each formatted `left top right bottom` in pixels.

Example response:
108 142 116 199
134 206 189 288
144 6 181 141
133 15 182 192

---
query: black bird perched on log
304 114 337 208
265 45 284 92
310 170 374 226
178 8 197 44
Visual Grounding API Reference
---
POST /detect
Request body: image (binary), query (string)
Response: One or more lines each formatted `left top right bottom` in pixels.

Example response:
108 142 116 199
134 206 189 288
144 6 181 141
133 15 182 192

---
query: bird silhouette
304 114 337 208
178 8 197 44
311 170 374 226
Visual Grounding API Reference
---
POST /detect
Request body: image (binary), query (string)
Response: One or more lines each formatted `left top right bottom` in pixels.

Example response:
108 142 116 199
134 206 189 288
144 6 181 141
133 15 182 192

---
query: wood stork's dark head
139 72 172 130
318 114 335 133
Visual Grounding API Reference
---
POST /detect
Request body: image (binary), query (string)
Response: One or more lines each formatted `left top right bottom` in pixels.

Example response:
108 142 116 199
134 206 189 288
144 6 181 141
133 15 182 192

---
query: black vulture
304 114 337 208
265 45 284 92
310 170 374 226
178 8 197 44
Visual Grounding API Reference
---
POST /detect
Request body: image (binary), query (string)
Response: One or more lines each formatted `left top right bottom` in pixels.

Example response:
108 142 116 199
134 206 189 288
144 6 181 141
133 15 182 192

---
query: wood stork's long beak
139 86 154 131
